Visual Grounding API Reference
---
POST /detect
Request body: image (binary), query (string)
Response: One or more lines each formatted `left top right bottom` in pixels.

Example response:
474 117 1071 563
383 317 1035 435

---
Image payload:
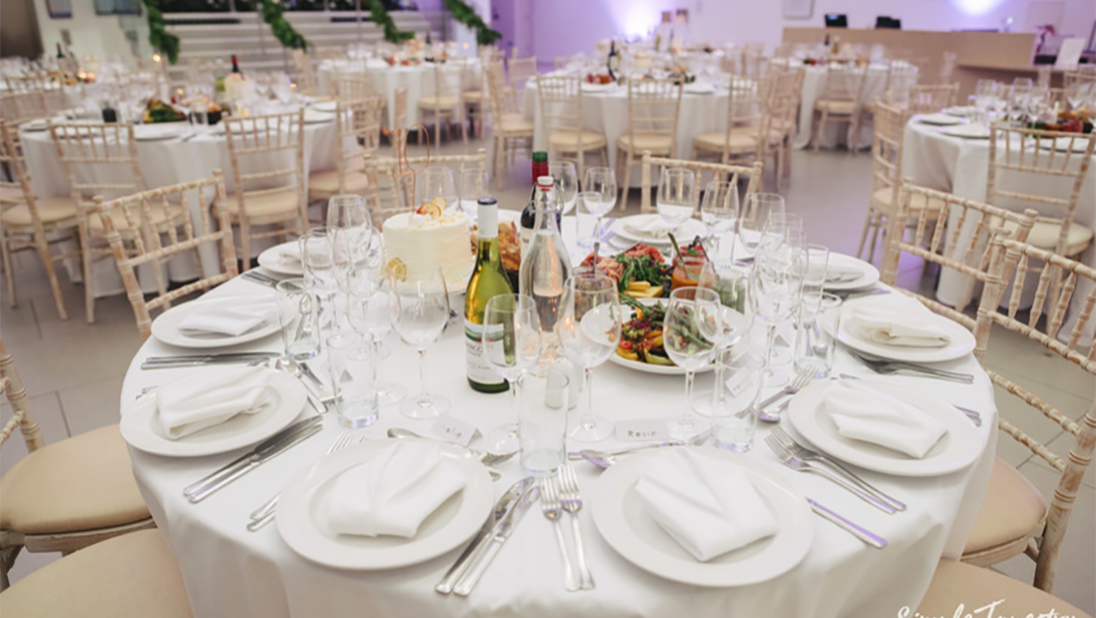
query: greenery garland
257 0 309 52
442 0 501 47
367 0 414 44
140 0 181 65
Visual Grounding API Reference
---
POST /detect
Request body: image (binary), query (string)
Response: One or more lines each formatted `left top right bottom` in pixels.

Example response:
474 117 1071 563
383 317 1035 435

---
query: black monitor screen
875 16 901 29
825 13 848 28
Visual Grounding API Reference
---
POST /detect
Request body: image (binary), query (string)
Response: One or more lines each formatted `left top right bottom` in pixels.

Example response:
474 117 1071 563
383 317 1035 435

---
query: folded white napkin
326 441 467 538
825 263 862 281
155 366 274 440
841 297 950 348
823 381 947 458
277 243 301 265
624 217 673 239
177 297 277 337
635 449 778 562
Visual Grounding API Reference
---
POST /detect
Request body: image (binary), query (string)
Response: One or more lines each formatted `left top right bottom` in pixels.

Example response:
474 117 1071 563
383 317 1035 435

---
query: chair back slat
0 90 50 127
625 78 682 155
224 109 305 204
906 83 958 114
363 149 487 222
332 96 383 192
49 121 142 212
640 151 763 215
0 338 45 452
870 102 907 203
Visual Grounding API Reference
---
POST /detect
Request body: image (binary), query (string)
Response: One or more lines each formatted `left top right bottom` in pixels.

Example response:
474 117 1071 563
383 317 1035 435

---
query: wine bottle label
465 320 504 385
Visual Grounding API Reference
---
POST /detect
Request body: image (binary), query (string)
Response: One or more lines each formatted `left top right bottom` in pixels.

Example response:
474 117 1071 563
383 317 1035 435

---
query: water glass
739 193 785 256
558 270 621 442
711 348 764 452
456 168 488 221
388 261 451 419
664 286 722 440
700 181 739 259
576 192 602 249
794 292 842 377
582 167 617 241
549 161 578 215
275 278 320 361
519 367 570 476
417 167 457 210
483 294 542 452
657 168 697 234
326 333 378 428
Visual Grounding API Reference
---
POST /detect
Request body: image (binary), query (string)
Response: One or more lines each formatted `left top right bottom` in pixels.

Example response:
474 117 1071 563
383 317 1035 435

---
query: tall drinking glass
388 261 451 419
739 193 785 257
558 270 621 442
549 161 578 215
275 278 320 361
657 168 697 236
582 167 617 241
482 294 542 452
700 181 740 259
664 286 722 440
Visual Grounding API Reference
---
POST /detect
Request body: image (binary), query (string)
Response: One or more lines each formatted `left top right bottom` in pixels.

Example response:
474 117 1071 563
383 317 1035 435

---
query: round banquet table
119 220 998 618
317 58 481 129
790 63 890 151
901 116 1096 349
17 111 344 299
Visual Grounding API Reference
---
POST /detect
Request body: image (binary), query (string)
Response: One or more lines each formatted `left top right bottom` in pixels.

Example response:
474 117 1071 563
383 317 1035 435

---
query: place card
725 370 753 398
777 321 796 347
616 419 670 442
429 414 480 446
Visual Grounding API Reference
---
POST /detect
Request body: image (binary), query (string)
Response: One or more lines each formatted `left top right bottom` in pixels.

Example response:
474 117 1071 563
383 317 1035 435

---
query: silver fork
849 351 974 384
558 466 595 590
246 432 364 532
540 476 579 591
765 434 898 514
769 426 906 511
755 368 815 422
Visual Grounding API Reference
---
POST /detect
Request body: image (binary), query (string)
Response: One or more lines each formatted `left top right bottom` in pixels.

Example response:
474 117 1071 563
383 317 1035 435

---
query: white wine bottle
465 197 513 393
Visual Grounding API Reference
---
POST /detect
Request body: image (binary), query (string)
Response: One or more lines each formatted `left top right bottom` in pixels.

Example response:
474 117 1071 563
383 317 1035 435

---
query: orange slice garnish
416 202 442 218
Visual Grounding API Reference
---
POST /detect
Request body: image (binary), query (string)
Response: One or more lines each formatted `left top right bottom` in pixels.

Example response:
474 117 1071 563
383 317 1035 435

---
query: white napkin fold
277 243 302 265
825 263 863 281
177 297 277 337
635 449 778 562
325 441 467 538
841 297 951 348
823 381 947 458
624 217 674 239
155 366 274 440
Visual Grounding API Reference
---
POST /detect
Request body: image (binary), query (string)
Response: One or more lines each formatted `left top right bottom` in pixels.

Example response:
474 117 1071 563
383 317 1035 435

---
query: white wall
529 0 1096 60
32 0 135 60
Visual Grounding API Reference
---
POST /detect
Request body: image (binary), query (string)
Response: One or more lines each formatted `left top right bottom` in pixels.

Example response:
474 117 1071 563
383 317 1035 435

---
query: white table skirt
120 221 997 618
18 117 343 298
791 64 890 151
901 119 1096 348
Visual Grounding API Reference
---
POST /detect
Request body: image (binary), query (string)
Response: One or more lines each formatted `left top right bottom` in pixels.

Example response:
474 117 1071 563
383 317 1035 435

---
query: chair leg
1 237 15 308
618 147 632 211
239 221 251 273
37 232 68 320
867 217 881 264
78 222 95 324
856 208 875 261
814 109 826 153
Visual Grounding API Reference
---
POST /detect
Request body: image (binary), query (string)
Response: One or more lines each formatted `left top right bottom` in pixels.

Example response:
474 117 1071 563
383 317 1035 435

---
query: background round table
790 63 890 151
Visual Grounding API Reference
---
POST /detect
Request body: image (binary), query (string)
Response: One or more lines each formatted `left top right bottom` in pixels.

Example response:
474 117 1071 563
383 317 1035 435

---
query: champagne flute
549 161 578 215
482 294 542 452
583 167 617 241
388 261 451 419
738 193 785 258
456 168 488 222
664 286 722 440
657 168 697 235
700 180 739 259
417 167 457 209
558 269 621 442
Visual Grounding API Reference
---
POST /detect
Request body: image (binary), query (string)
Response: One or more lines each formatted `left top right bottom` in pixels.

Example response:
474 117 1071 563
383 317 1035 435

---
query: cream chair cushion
418 95 459 110
499 116 535 134
693 131 764 153
0 196 78 227
918 560 1092 618
0 529 194 618
962 457 1047 561
224 190 301 219
0 425 150 535
815 99 857 114
464 90 483 103
617 133 673 153
308 169 370 198
548 130 607 151
870 186 946 218
1003 218 1094 257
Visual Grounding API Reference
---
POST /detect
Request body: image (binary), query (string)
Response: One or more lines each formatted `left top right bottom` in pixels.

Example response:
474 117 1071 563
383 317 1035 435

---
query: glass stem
683 369 696 424
371 339 386 384
582 366 595 430
765 323 777 376
711 347 727 407
510 374 522 437
417 348 429 405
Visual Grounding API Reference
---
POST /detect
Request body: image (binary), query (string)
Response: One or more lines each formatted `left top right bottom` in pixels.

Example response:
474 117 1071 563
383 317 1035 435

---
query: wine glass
482 294 542 452
344 242 407 407
693 259 753 417
663 286 723 440
700 180 740 259
549 161 578 215
749 241 807 387
417 167 457 210
657 168 697 235
456 168 488 222
761 212 805 251
328 196 372 285
299 227 339 332
738 193 785 257
388 261 451 419
582 167 617 241
558 269 621 442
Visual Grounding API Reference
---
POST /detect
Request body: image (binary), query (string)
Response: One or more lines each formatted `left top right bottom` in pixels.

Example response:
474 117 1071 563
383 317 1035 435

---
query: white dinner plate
830 296 977 363
940 124 989 139
304 109 335 124
1037 136 1092 153
20 118 49 132
581 82 613 93
944 106 976 117
612 215 707 247
120 368 307 457
823 253 880 291
134 122 188 141
257 240 304 276
608 298 727 376
684 82 714 94
150 295 282 349
591 446 813 587
276 439 494 570
917 113 963 126
309 100 338 113
787 380 982 476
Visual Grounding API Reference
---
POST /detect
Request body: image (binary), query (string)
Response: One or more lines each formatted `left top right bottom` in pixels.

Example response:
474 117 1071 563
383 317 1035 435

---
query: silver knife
453 484 541 596
183 416 322 500
808 498 887 549
435 477 535 595
143 352 279 369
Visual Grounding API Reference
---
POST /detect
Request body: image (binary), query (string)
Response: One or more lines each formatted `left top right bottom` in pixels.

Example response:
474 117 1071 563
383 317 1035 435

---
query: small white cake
383 210 473 283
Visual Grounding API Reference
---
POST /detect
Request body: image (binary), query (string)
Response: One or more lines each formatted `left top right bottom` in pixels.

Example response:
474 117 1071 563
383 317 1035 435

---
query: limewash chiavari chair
309 96 384 203
1062 66 1096 88
692 75 776 184
506 56 538 112
0 91 50 129
617 78 683 209
905 83 958 114
957 237 1096 593
0 120 78 320
223 109 308 270
362 149 487 224
417 61 466 145
0 338 154 592
858 102 921 262
332 71 375 100
291 49 320 97
486 62 533 179
880 179 1037 322
639 151 762 215
49 120 154 323
536 74 608 181
94 171 237 339
390 86 409 156
811 62 867 153
766 68 805 189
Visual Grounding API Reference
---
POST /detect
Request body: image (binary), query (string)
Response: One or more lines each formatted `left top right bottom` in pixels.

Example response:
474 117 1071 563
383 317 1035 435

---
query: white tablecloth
18 115 343 298
120 221 997 618
318 58 481 128
791 64 890 151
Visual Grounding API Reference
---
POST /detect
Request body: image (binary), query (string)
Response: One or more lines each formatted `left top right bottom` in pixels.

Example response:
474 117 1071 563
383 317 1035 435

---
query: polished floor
1 139 1093 614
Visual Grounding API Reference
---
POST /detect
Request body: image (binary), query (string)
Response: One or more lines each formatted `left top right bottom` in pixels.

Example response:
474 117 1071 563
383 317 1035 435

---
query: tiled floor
1 139 1092 613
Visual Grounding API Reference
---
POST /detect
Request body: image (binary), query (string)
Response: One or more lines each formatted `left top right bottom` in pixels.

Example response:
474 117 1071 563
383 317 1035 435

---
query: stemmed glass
456 168 488 221
1066 82 1091 113
300 227 339 333
417 168 457 210
344 241 407 407
700 181 740 259
549 161 578 215
657 168 697 235
328 195 373 334
388 261 451 419
582 167 617 241
693 259 753 417
558 269 621 442
663 286 723 440
482 294 542 452
738 193 785 257
749 240 807 387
